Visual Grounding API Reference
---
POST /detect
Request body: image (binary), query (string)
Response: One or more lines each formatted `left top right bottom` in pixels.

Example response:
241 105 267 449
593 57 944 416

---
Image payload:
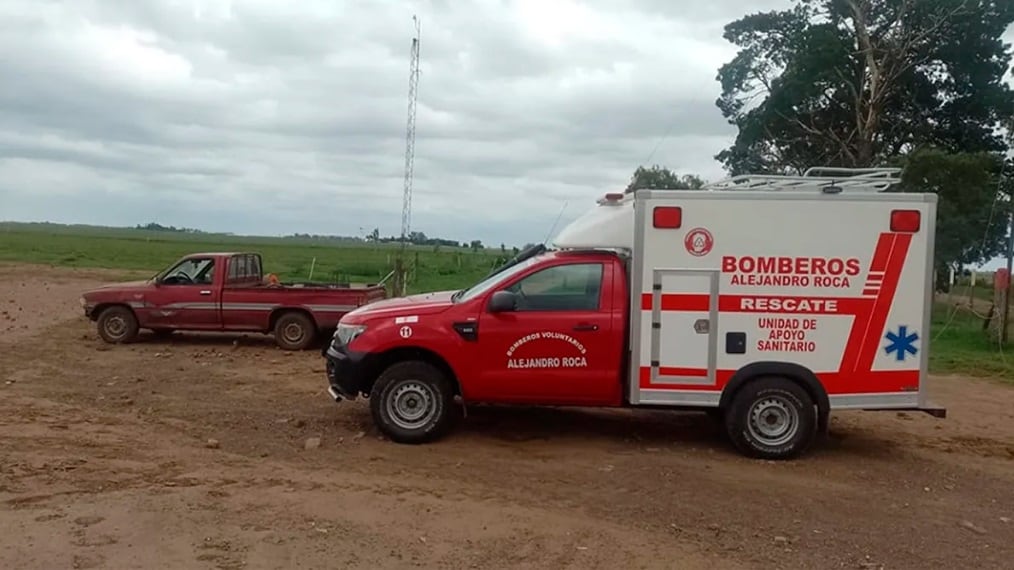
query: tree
366 227 380 242
469 240 483 252
897 149 1010 289
715 0 1014 174
626 165 706 192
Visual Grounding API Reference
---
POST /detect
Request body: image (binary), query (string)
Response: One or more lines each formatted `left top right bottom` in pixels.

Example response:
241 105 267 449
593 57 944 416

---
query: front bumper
323 340 372 402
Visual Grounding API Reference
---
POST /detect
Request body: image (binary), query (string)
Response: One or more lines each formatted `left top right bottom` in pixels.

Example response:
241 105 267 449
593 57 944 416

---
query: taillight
890 210 921 233
653 206 682 229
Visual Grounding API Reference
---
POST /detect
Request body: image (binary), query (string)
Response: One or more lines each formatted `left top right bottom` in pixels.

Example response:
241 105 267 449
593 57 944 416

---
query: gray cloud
0 0 825 246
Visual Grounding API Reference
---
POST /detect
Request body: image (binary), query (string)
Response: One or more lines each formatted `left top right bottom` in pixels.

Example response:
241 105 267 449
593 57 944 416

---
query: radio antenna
542 201 568 246
394 15 421 297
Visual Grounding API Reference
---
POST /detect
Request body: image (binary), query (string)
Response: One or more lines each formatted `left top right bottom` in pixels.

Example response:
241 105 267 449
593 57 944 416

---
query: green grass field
0 222 507 293
1 222 1010 380
930 302 1013 379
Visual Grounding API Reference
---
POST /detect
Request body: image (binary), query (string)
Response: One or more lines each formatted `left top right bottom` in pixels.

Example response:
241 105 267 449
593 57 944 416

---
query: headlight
335 323 367 346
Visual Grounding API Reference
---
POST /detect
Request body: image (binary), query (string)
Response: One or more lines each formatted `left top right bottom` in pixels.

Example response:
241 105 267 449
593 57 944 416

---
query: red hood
343 290 456 321
82 280 153 297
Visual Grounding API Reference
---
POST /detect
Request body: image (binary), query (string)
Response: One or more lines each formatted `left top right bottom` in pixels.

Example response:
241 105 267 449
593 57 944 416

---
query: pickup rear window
227 254 262 287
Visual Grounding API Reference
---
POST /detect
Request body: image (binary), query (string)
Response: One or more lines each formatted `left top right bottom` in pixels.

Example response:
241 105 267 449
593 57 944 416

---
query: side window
228 256 240 282
507 263 603 311
197 259 215 284
162 258 213 285
249 255 261 278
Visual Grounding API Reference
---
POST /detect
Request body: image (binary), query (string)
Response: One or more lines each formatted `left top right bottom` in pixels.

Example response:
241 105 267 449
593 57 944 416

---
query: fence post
994 269 1010 345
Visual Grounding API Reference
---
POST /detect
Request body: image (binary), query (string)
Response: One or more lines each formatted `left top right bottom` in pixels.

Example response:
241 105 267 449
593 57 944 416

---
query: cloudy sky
0 1 1010 252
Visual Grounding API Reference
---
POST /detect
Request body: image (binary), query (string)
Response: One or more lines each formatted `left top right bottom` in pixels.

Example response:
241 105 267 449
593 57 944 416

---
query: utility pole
998 120 1014 344
393 16 421 298
1003 208 1013 344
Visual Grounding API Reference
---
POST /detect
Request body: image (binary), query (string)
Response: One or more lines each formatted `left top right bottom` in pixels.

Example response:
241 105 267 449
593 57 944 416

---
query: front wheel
725 377 817 460
370 361 457 444
97 306 139 344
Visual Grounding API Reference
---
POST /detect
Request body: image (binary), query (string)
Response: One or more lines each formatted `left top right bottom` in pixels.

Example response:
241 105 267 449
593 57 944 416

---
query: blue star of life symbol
884 326 919 361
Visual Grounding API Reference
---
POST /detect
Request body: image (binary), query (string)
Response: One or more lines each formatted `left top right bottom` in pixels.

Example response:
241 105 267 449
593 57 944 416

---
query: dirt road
1 266 1013 569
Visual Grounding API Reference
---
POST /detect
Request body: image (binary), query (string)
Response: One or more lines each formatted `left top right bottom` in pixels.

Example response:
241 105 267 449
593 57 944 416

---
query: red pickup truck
81 252 387 350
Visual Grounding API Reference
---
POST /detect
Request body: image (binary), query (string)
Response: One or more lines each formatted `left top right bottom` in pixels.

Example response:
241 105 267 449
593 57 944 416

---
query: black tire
97 306 139 344
725 377 817 460
273 312 316 350
370 361 457 444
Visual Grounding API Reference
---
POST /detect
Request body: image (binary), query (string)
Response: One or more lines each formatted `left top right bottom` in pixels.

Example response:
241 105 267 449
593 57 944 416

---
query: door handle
200 290 212 296
573 323 598 332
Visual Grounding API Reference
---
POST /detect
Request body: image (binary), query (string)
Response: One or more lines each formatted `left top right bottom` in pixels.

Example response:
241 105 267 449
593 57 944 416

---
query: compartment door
648 269 719 388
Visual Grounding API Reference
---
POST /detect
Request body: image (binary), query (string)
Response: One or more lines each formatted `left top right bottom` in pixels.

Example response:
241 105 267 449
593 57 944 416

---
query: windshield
453 256 540 303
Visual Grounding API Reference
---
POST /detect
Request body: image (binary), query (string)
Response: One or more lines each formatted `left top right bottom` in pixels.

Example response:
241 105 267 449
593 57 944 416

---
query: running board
865 403 946 418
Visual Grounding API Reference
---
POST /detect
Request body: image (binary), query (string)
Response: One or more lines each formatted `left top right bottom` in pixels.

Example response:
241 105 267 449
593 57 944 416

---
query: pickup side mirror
488 290 517 313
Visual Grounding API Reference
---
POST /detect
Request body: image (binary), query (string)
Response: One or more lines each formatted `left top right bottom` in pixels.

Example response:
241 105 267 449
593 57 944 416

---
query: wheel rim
105 316 127 338
747 396 799 447
282 322 305 344
386 381 437 431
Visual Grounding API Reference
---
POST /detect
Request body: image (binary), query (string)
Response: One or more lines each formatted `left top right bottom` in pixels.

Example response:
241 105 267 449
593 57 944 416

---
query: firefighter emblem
684 228 714 257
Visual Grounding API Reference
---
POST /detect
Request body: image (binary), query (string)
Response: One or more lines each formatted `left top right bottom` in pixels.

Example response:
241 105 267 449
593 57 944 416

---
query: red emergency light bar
597 192 626 205
890 209 920 233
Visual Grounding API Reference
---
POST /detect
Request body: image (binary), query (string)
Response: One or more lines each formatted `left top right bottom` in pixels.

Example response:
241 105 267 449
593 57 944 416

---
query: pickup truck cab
323 246 624 434
82 252 387 350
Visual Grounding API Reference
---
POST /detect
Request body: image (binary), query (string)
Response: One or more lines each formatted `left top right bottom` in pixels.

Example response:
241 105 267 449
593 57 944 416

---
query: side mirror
488 290 517 313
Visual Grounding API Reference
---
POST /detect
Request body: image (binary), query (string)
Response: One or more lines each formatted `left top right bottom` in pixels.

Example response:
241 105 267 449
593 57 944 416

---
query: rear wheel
370 361 456 444
725 377 817 460
273 312 316 350
97 306 139 344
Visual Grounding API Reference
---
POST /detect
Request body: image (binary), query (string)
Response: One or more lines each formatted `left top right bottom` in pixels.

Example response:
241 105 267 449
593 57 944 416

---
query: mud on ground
1 265 1013 569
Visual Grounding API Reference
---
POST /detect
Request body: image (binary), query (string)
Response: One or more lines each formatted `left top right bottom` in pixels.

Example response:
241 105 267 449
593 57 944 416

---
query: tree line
632 0 1013 286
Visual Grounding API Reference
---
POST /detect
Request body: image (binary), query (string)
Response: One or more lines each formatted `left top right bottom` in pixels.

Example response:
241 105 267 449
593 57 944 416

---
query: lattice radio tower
394 16 420 297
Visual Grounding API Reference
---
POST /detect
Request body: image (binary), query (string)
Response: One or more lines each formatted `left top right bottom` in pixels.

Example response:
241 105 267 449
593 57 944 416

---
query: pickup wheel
725 377 817 460
97 306 139 344
370 361 456 444
273 312 316 351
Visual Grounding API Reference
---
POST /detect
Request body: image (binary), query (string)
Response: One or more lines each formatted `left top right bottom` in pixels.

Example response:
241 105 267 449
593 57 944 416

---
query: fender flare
367 345 465 398
91 302 135 322
719 361 830 428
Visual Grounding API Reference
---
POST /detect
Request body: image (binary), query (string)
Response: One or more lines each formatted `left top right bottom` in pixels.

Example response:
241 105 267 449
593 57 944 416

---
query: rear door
474 259 620 405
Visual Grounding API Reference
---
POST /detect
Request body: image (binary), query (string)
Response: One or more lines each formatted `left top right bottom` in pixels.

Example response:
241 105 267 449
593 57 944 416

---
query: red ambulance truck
322 167 946 459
